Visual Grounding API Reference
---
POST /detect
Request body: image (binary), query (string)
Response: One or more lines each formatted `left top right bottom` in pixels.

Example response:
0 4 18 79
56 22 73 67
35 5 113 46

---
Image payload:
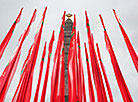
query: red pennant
96 42 114 102
85 11 107 102
0 8 36 102
51 12 66 102
40 31 55 102
54 34 65 102
34 42 47 102
0 8 23 59
77 32 86 102
113 9 138 73
12 45 33 102
84 43 95 102
11 7 47 102
99 14 133 102
22 7 47 102
54 11 66 62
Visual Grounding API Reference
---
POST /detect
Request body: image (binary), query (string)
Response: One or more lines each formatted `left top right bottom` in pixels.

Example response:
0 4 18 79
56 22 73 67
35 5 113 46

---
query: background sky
0 0 138 101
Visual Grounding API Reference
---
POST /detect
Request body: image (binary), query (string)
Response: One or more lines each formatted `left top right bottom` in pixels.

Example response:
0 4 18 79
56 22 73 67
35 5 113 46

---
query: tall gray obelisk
64 14 73 102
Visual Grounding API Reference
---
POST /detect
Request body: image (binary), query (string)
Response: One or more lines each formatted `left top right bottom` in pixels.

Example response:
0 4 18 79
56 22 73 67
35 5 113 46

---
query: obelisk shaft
64 18 73 102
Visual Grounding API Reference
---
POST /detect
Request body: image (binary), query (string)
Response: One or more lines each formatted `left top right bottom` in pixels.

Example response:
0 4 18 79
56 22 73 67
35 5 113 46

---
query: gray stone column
64 17 73 102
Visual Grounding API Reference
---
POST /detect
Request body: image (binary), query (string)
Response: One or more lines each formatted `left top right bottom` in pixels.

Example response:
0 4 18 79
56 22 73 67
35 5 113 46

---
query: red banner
0 8 23 59
113 9 138 73
99 14 133 102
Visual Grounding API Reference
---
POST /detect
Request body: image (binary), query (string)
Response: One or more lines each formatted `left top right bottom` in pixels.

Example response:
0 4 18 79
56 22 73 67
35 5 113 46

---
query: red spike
99 14 106 30
84 42 95 102
34 42 46 102
62 11 66 20
113 9 121 24
31 9 37 22
16 8 23 23
113 9 138 73
96 43 114 102
101 16 134 101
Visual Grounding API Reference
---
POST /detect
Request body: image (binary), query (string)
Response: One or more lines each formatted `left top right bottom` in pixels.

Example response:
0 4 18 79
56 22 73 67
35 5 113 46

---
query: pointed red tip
99 14 106 30
52 30 55 35
85 10 87 16
19 7 24 16
62 11 66 20
43 6 47 15
112 9 121 24
84 42 86 47
34 9 37 12
113 9 117 16
52 30 55 41
99 14 102 22
85 10 88 20
45 6 47 10
99 14 102 20
64 11 66 17
74 14 76 18
20 7 23 14
85 10 89 24
73 14 76 23
16 7 24 23
31 9 37 22
99 14 102 18
113 9 115 12
45 6 48 11
96 43 100 52
113 9 116 15
77 31 79 35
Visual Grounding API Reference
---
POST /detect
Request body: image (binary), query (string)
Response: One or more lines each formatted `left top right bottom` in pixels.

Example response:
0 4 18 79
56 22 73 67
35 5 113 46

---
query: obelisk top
66 13 73 19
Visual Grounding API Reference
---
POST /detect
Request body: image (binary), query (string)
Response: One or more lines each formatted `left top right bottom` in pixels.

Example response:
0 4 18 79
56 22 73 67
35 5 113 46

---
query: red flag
20 44 33 76
40 31 55 102
96 43 114 102
0 8 23 59
54 11 66 62
73 30 79 102
85 11 107 102
21 7 47 102
11 9 37 102
113 9 138 73
77 32 86 102
34 42 47 102
51 12 66 102
12 44 33 102
76 32 82 102
11 7 47 102
52 35 65 102
99 14 133 102
11 9 36 102
84 43 95 102
0 50 21 101
0 9 36 102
